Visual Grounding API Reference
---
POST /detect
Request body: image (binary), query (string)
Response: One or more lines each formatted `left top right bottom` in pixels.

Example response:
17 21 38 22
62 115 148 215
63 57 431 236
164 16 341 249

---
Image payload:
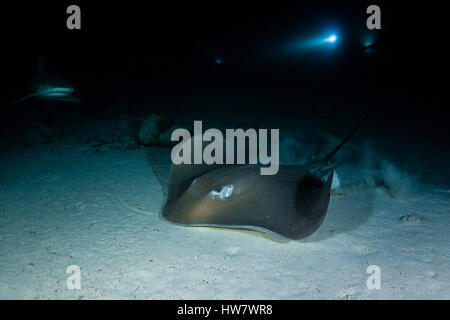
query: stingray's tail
307 115 367 173
115 192 154 216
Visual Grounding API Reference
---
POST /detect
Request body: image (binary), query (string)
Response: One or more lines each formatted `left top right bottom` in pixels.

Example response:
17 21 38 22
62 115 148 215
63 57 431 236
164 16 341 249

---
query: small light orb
325 34 337 43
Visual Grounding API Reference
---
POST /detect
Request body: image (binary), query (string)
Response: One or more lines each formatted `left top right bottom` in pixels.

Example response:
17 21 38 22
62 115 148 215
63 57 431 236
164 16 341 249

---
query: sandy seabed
0 117 449 300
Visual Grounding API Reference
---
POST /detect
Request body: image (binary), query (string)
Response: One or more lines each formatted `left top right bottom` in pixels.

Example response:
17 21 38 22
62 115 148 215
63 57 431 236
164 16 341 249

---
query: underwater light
286 29 340 52
324 34 337 43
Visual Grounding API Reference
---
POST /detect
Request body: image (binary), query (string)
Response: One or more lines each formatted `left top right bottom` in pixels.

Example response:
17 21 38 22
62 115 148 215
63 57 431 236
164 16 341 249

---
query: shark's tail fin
307 115 367 173
8 93 37 105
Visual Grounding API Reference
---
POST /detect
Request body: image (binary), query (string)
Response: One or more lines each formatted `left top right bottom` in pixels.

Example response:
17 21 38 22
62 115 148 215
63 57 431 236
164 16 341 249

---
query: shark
10 58 81 104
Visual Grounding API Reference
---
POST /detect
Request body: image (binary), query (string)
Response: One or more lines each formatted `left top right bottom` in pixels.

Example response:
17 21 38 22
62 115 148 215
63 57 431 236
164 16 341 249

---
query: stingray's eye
210 185 234 200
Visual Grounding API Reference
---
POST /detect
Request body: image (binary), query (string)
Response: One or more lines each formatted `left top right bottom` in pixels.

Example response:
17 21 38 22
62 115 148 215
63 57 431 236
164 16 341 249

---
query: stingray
160 119 365 240
10 58 81 104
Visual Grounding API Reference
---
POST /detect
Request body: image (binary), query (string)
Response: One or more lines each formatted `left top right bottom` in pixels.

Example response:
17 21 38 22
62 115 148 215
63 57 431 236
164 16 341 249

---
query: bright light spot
325 34 337 43
286 29 340 52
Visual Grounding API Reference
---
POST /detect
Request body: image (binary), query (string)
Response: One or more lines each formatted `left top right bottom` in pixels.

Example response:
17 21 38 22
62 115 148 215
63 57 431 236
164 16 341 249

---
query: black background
0 1 448 143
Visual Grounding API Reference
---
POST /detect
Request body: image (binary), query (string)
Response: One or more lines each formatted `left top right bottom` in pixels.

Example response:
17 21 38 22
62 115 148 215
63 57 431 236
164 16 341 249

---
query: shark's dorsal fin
37 57 45 71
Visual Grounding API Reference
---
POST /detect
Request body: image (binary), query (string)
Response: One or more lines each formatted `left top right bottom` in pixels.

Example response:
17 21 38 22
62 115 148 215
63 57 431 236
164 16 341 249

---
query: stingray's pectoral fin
292 171 333 239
